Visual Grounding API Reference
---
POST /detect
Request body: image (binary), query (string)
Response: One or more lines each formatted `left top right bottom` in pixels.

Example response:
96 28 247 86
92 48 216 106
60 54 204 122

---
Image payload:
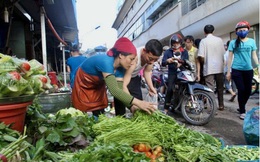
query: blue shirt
80 53 125 79
228 38 257 71
66 55 87 88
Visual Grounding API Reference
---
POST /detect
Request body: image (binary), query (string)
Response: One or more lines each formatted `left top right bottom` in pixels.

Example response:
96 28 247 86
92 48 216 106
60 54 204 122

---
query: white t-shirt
198 34 225 76
224 50 228 73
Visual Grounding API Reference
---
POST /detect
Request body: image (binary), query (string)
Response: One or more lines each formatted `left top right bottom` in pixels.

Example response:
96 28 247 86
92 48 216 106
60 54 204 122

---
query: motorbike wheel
181 90 217 126
251 78 259 95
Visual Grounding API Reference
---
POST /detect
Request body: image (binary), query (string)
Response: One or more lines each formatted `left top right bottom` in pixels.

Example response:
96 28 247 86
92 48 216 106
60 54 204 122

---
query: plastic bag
144 93 158 109
243 107 259 146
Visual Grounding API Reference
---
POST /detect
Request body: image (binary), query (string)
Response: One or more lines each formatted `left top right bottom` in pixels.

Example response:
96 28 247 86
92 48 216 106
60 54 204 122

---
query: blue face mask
236 30 249 38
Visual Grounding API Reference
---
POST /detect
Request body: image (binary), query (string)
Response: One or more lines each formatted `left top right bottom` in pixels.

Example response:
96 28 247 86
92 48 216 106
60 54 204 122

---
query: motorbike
152 59 217 126
251 76 259 95
151 62 169 102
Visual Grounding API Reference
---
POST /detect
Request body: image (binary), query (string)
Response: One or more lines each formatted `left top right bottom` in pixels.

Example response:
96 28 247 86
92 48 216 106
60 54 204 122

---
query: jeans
164 73 177 110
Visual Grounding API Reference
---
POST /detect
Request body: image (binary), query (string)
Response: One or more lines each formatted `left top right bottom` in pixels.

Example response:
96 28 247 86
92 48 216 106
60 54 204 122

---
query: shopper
194 39 201 49
71 37 157 117
114 39 163 116
158 46 170 95
223 40 237 101
66 44 87 89
162 34 188 114
197 24 225 111
226 21 259 120
184 35 198 72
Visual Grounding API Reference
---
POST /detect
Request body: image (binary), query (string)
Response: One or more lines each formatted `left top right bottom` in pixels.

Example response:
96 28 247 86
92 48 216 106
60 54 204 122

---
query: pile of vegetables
60 110 260 162
0 101 259 161
25 103 97 152
0 123 31 162
0 53 52 98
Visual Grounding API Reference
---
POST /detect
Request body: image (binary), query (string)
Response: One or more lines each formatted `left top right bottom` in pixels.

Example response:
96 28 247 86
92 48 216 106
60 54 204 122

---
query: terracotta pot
0 101 32 132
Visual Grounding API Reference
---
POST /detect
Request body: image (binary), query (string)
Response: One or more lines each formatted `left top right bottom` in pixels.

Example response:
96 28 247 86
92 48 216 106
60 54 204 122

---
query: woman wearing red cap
71 37 156 117
226 21 259 120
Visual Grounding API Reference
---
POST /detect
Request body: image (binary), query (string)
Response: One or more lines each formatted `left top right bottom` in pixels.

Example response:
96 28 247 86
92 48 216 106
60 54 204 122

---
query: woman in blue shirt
226 21 259 120
71 37 156 117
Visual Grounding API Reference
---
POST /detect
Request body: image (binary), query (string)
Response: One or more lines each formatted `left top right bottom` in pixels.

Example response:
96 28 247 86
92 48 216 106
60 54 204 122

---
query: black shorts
128 75 143 100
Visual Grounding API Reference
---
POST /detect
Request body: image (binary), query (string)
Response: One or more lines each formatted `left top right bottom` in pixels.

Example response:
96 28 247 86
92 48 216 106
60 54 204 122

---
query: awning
17 0 78 43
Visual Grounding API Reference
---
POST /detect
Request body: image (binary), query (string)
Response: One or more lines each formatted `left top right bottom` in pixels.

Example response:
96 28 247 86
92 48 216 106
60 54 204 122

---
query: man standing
197 24 225 111
184 35 198 72
114 39 163 116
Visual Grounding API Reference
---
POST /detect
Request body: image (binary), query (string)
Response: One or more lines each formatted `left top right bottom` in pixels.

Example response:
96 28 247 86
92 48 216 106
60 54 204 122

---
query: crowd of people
66 20 259 121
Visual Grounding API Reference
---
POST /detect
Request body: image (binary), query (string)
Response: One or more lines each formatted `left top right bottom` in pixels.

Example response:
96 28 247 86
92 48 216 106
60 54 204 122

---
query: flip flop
218 106 224 111
229 94 236 102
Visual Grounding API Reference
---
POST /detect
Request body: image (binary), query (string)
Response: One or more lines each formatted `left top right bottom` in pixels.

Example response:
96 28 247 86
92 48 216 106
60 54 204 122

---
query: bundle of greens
0 123 31 162
70 111 259 162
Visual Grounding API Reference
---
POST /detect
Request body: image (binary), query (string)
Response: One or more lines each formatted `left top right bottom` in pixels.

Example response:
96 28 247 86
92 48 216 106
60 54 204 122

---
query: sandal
218 106 224 111
229 94 236 102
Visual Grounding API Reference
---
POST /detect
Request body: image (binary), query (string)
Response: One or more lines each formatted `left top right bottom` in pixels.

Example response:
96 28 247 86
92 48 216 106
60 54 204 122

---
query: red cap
107 37 137 56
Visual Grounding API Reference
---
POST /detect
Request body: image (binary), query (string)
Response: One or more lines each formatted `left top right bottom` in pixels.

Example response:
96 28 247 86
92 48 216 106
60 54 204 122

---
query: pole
62 44 67 88
58 42 69 91
40 7 47 71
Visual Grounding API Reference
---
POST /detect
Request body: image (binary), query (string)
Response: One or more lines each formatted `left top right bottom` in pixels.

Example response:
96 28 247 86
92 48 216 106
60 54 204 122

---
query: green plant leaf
46 130 61 143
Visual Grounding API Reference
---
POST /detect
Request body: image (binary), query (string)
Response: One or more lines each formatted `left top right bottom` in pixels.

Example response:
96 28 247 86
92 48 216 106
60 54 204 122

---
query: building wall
180 0 259 40
113 0 259 51
134 4 181 48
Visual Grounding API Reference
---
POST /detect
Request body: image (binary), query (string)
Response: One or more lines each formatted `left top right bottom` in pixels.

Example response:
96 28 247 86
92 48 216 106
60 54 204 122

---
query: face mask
236 30 249 38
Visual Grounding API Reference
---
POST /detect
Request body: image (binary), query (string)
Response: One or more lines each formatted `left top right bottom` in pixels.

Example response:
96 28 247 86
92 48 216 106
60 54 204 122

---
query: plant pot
0 101 32 132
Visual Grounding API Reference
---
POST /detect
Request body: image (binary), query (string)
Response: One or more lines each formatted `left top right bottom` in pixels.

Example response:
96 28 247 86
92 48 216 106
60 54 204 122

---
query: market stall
0 54 259 161
0 54 52 132
0 102 259 161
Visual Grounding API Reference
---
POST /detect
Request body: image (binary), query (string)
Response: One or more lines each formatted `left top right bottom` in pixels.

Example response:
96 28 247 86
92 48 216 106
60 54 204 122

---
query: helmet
170 34 183 46
235 21 250 30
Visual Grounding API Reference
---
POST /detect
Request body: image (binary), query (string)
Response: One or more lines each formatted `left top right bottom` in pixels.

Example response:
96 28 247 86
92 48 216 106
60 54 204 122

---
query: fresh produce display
0 99 259 161
25 103 97 153
0 53 52 98
0 123 31 162
133 143 165 161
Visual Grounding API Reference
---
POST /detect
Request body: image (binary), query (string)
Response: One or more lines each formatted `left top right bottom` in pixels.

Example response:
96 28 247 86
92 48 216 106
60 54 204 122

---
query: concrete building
112 0 259 51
